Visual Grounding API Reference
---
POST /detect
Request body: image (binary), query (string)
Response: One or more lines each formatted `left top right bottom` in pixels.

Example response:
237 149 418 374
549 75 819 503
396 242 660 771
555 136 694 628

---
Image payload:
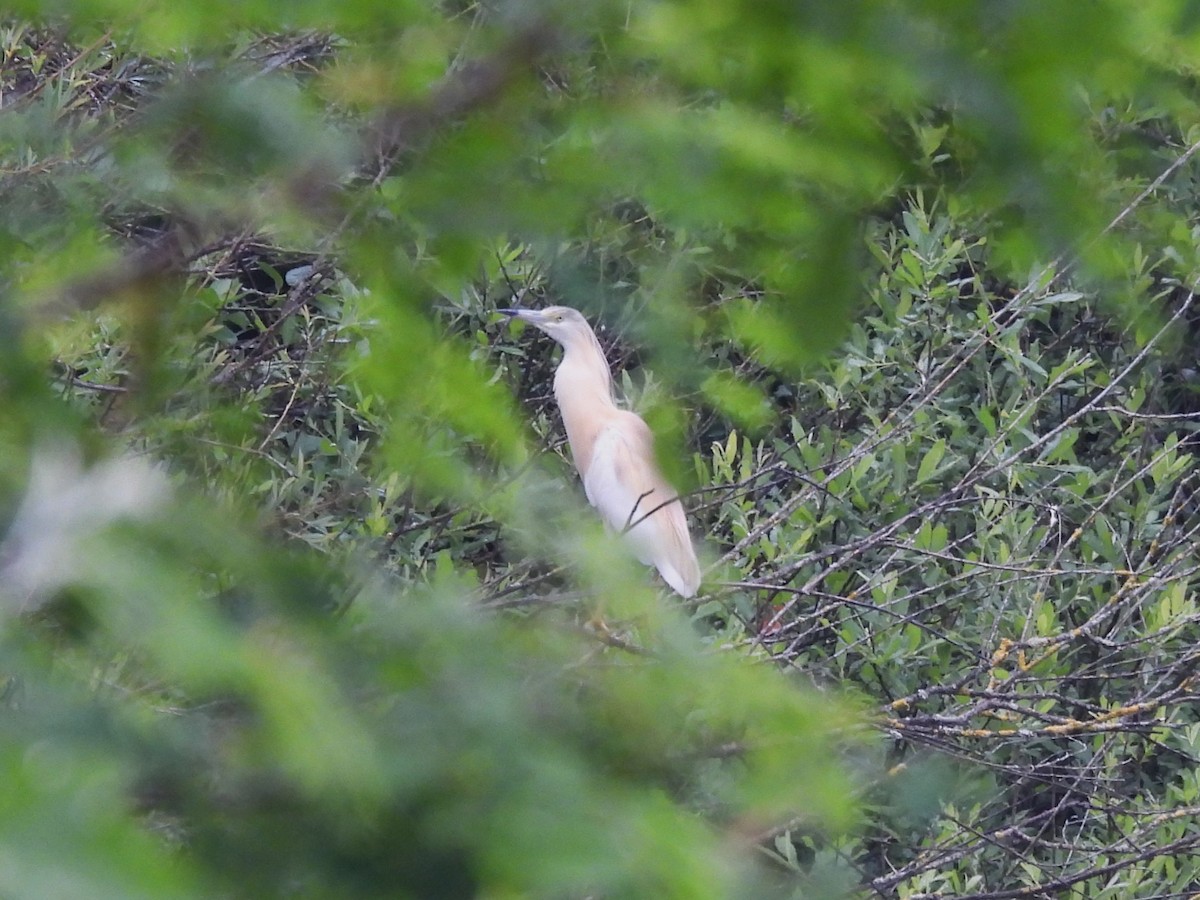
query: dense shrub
2 4 1199 897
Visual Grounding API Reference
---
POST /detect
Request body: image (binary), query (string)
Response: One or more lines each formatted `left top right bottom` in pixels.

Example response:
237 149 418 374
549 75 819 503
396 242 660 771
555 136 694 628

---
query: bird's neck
553 330 618 475
556 329 615 404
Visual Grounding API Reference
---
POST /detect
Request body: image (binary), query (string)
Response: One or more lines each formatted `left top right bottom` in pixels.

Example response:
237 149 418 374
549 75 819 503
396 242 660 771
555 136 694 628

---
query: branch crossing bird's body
501 305 701 597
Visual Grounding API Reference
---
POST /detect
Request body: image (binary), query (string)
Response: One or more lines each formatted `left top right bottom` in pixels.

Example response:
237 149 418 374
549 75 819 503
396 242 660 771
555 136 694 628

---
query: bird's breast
553 366 619 478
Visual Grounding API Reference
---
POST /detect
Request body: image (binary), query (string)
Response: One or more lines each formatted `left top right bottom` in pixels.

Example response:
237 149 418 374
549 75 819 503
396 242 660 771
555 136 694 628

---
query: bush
2 3 1199 897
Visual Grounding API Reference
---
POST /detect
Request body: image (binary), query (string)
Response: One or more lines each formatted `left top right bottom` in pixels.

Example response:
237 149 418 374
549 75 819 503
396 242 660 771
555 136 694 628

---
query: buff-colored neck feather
552 323 618 475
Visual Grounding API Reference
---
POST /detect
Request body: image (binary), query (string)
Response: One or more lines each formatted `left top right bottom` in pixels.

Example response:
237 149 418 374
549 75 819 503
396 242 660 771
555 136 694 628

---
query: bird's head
499 305 592 346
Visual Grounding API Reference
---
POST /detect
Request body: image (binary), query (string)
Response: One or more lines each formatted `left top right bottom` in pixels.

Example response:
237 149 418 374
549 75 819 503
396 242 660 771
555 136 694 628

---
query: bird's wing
582 413 701 597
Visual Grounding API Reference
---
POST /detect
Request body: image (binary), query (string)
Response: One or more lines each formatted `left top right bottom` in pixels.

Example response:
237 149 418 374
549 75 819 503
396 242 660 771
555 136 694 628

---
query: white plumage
502 305 702 597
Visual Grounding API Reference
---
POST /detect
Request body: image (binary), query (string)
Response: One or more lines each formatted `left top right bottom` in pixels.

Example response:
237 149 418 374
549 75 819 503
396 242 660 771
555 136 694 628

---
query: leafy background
2 2 1200 897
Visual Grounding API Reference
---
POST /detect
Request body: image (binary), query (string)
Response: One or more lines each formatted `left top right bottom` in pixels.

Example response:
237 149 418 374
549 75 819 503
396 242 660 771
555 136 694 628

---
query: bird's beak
499 308 543 325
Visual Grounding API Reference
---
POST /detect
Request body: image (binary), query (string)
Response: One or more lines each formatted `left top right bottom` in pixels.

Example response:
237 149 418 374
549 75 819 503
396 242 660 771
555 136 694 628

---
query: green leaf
916 438 947 484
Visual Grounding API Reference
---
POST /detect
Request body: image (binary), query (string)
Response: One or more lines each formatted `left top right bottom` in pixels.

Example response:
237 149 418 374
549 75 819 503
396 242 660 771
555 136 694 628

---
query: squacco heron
501 305 701 598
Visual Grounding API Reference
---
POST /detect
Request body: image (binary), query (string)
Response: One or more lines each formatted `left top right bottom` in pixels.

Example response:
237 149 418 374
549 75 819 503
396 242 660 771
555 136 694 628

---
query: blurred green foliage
2 1 1200 897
